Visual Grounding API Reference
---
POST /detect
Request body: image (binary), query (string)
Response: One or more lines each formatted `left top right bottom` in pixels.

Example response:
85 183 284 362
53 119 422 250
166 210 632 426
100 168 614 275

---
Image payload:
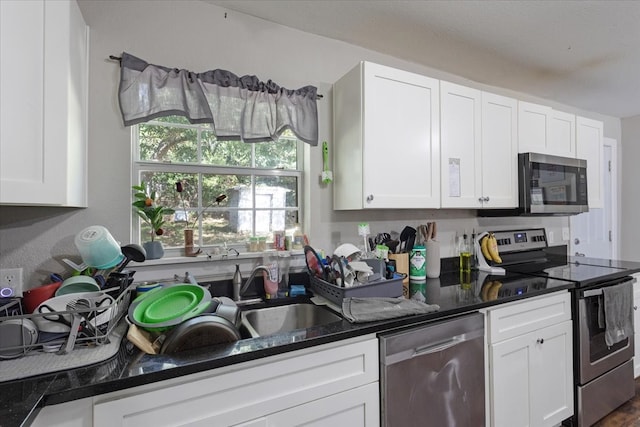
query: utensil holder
426 240 441 278
389 253 409 298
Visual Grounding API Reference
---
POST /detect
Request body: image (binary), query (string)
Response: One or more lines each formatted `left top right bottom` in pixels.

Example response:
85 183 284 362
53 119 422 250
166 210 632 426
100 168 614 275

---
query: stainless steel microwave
481 152 589 216
519 152 588 215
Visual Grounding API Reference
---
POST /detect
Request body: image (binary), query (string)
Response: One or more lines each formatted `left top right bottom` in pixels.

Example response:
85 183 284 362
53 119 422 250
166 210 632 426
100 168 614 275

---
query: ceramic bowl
22 282 63 314
55 276 100 296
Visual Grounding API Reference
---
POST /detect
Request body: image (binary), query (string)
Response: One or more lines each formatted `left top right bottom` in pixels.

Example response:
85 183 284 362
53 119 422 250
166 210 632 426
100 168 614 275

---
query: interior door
570 139 616 258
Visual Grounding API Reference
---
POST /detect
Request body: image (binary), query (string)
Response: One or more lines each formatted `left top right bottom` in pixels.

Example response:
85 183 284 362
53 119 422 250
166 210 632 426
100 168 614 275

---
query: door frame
570 137 618 259
607 137 619 259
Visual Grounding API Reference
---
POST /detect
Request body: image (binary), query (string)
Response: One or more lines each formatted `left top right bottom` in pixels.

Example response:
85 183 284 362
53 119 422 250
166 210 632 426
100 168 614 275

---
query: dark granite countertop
0 268 579 427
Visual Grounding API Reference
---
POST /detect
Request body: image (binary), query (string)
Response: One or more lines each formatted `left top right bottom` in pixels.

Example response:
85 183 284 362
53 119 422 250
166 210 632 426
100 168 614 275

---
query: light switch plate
562 227 570 241
0 268 23 297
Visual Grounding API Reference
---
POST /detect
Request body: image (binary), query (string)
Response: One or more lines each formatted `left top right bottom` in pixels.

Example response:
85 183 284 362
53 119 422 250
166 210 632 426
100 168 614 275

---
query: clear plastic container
262 250 279 299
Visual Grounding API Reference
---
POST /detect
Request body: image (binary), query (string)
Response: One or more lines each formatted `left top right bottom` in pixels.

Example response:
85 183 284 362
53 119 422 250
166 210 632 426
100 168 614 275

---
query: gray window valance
117 52 319 145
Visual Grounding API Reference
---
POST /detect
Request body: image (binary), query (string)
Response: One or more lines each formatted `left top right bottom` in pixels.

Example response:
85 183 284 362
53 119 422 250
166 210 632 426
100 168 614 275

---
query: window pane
201 131 251 167
255 176 298 207
139 124 198 162
255 139 297 169
201 211 252 245
204 174 251 208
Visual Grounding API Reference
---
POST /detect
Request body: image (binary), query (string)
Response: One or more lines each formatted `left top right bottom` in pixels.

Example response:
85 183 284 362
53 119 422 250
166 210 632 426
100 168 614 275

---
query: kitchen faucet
235 265 270 303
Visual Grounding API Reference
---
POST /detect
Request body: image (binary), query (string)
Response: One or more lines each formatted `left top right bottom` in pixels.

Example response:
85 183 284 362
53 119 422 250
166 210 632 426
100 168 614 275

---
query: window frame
131 122 305 257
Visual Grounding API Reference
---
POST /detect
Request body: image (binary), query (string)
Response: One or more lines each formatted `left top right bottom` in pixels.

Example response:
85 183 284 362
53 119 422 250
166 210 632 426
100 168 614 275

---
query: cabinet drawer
487 292 571 344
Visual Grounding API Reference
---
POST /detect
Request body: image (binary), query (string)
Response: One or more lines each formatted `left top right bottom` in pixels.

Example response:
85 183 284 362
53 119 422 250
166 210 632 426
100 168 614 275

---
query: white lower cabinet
34 335 379 427
486 292 574 427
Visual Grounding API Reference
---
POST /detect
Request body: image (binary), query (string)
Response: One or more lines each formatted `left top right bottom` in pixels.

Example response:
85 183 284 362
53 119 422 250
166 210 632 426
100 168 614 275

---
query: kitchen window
133 116 304 254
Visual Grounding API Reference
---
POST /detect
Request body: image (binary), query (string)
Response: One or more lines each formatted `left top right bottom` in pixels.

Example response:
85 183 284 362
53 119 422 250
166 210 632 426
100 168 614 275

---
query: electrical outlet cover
0 268 23 297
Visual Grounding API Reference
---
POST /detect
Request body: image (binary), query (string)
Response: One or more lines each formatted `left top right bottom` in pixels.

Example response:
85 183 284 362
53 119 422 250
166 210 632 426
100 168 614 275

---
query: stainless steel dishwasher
379 312 485 427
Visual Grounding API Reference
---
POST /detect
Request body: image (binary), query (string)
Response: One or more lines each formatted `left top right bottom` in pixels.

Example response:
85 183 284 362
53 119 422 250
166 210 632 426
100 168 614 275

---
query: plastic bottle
262 250 279 299
232 264 242 301
292 224 304 250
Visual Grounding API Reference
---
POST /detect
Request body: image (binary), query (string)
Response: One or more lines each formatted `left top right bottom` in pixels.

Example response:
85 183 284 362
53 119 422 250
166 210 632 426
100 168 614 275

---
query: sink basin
241 303 343 338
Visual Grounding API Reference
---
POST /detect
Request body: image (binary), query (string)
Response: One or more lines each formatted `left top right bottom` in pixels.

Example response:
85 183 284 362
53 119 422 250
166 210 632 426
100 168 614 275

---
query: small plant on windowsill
132 182 175 259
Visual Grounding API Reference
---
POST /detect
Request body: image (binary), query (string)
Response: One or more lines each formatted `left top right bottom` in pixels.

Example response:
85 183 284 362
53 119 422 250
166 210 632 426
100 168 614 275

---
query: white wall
621 115 640 261
0 0 622 287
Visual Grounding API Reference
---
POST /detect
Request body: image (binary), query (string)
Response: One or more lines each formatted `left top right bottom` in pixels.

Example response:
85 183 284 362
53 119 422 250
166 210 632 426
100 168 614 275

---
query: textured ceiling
206 0 640 119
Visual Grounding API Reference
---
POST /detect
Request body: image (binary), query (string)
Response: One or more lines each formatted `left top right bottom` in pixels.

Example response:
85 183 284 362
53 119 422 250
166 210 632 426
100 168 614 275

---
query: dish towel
342 297 440 323
602 280 634 347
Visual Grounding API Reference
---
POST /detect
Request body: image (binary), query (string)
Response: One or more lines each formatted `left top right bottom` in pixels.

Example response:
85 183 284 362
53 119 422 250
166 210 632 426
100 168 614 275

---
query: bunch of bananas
480 233 502 264
481 280 503 301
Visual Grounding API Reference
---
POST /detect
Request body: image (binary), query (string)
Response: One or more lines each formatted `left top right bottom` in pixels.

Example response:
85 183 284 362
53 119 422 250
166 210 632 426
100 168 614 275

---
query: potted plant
132 182 175 259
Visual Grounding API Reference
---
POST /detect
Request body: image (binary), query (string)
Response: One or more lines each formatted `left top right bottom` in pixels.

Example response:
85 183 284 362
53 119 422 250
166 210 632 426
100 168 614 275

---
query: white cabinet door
529 320 573 427
440 81 482 208
0 0 88 207
490 332 532 427
265 383 379 427
481 92 518 208
576 116 604 209
333 61 440 209
440 83 517 209
490 320 573 427
518 101 551 154
548 110 576 158
518 101 576 159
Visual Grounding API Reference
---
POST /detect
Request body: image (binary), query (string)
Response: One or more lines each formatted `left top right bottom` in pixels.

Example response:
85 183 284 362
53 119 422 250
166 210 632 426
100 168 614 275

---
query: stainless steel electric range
488 228 639 427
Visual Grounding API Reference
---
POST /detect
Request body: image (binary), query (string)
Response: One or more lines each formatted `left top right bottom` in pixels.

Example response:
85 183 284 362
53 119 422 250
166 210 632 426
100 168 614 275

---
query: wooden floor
593 378 640 426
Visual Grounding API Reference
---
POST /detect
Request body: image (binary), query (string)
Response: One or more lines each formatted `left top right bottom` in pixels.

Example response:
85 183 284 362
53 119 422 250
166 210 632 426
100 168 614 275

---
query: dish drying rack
0 286 134 359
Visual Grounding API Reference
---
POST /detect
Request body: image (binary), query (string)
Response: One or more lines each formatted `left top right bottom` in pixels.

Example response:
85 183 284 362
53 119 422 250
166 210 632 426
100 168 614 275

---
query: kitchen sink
241 303 343 338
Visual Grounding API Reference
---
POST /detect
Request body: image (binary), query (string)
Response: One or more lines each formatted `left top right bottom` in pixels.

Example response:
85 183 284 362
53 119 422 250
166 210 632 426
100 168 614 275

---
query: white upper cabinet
440 82 482 208
440 82 518 208
549 109 576 157
0 0 88 207
518 101 576 158
576 116 604 209
480 92 519 208
518 101 552 154
333 61 440 209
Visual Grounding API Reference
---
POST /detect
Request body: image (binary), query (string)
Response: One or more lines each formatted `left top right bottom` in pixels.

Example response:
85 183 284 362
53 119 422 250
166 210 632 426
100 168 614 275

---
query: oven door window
583 294 628 362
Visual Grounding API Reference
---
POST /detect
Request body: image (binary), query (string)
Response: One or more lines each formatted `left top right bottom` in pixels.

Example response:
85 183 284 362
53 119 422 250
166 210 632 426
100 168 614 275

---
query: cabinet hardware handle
537 338 544 344
478 197 484 203
366 195 374 203
635 306 638 311
484 197 490 202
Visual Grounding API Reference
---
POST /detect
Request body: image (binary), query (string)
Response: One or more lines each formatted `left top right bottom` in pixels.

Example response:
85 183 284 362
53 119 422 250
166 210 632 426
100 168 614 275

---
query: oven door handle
583 289 603 297
581 277 637 298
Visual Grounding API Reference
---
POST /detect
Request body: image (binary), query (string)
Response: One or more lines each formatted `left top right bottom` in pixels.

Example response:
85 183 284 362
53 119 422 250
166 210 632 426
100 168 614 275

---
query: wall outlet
0 268 23 297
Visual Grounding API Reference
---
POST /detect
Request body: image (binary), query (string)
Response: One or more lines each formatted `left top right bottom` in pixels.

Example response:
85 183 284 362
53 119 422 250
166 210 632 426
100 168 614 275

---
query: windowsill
130 249 305 267
127 249 307 284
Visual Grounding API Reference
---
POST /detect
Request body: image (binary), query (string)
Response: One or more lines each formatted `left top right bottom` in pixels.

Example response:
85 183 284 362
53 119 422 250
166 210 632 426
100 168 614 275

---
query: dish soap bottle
232 264 242 301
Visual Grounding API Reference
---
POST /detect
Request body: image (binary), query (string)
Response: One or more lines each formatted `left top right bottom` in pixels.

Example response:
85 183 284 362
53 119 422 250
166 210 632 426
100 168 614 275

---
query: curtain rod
108 55 323 99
